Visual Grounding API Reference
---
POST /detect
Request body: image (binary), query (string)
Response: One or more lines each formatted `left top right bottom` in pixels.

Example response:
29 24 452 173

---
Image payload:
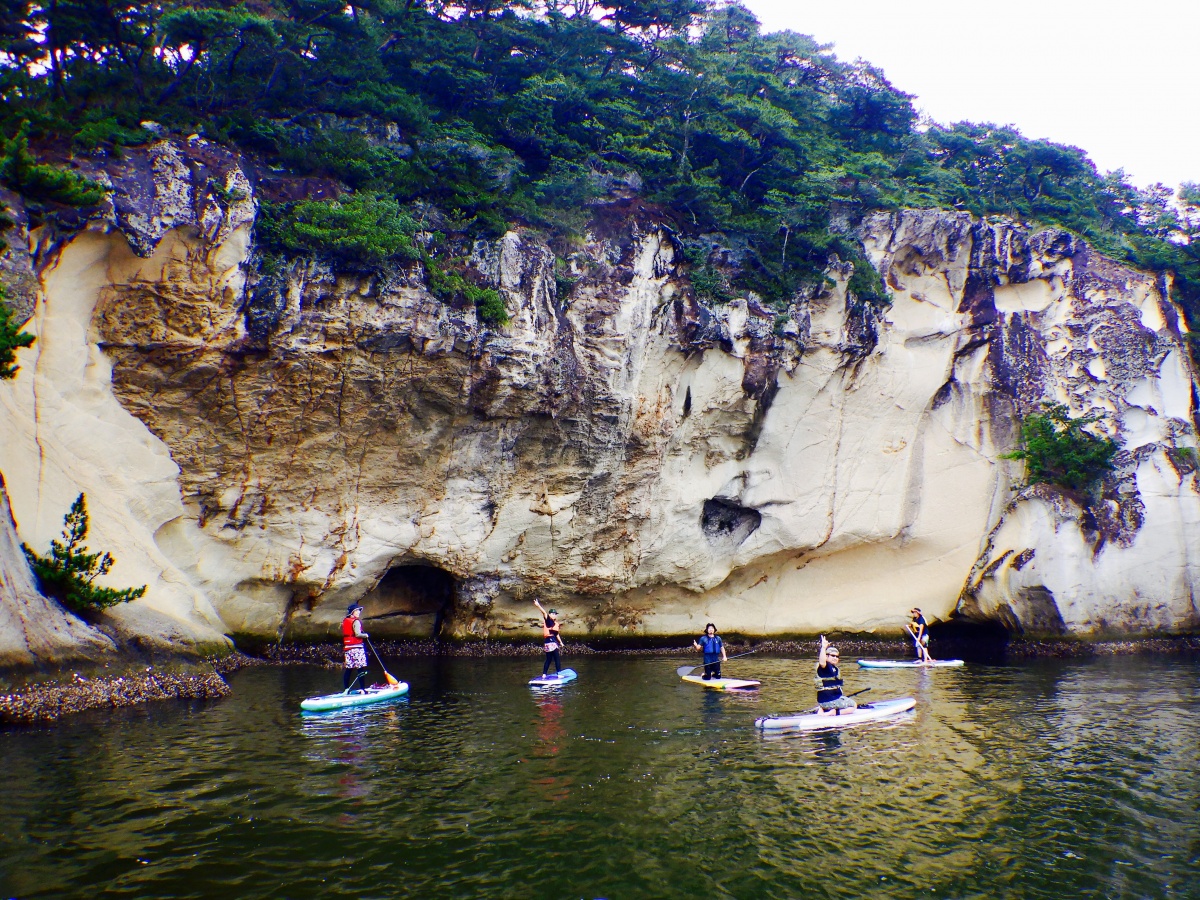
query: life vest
342 616 363 650
542 618 560 652
698 634 723 662
815 663 844 703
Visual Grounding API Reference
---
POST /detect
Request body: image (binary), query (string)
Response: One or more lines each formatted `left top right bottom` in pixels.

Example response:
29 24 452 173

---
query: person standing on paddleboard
342 603 371 692
693 623 727 680
534 599 565 676
907 608 933 663
816 635 856 714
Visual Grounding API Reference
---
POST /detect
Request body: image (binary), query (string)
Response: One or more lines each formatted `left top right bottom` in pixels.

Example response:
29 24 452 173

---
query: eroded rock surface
0 474 115 668
1 142 1197 652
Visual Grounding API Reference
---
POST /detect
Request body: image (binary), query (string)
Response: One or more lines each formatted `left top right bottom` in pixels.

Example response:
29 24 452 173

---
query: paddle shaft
906 623 932 661
678 647 758 676
364 636 401 686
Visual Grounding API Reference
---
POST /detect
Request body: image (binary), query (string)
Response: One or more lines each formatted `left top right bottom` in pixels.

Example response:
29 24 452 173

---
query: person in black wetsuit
533 598 565 676
816 634 857 714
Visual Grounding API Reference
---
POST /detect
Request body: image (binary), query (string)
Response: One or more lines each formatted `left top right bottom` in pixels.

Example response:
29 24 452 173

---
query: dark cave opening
362 564 457 638
701 498 762 546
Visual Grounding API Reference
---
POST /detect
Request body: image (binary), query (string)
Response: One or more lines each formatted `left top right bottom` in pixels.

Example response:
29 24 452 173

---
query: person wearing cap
906 608 933 663
342 603 371 692
815 634 856 713
533 598 565 676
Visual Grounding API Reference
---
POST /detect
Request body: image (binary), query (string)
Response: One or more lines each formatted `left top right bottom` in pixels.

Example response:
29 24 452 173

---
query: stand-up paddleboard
681 674 760 691
301 682 409 713
857 659 964 669
529 668 578 687
756 697 915 732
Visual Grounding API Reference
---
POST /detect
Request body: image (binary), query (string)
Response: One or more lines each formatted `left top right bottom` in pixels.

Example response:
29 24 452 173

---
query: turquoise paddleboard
301 682 409 712
529 668 578 687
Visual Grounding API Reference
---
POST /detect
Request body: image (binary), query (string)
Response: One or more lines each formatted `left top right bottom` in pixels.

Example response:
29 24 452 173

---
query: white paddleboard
529 668 578 687
681 674 760 691
756 697 916 732
857 659 964 669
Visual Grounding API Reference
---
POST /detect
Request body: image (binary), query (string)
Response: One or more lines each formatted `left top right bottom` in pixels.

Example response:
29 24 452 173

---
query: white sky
741 0 1199 190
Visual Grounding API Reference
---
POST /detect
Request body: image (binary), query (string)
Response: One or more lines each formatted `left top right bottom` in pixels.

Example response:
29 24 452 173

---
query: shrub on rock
22 494 147 613
1004 404 1119 493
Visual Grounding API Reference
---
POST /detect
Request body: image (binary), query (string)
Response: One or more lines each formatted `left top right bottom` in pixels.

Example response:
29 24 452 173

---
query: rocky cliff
1 139 1197 656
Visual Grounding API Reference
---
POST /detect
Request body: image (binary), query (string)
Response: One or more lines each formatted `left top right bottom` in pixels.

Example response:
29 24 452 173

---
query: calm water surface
2 654 1199 899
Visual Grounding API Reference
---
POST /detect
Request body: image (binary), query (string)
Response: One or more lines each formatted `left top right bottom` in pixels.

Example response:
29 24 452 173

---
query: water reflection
530 691 571 803
1 656 1198 899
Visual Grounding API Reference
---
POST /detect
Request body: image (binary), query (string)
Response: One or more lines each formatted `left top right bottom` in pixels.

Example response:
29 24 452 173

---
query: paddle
364 636 402 688
676 647 759 677
905 623 932 663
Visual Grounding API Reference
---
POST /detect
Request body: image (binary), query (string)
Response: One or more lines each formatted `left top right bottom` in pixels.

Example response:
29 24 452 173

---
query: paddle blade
384 671 400 687
676 665 697 677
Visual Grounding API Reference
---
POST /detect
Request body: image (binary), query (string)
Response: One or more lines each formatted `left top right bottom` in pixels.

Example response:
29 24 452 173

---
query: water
2 654 1199 899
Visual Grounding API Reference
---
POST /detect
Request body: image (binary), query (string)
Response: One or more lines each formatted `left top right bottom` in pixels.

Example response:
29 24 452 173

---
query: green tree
23 493 147 613
0 0 1197 335
1 125 106 207
1003 404 1119 494
256 193 421 269
0 289 35 378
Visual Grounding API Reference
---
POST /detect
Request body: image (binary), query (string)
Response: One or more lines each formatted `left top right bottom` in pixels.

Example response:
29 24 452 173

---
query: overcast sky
741 0 1199 191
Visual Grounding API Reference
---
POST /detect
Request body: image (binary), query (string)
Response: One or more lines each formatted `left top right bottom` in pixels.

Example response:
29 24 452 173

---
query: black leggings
542 649 561 675
703 661 722 679
344 667 369 691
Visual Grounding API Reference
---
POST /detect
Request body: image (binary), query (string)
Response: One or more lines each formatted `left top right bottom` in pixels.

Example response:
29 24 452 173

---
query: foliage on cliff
1 126 106 208
0 1 1196 326
22 494 147 614
0 288 35 379
1003 405 1119 494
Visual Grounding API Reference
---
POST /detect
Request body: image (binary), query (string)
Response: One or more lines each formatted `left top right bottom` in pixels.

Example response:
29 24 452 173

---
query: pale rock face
0 227 235 655
1 144 1197 656
0 473 115 667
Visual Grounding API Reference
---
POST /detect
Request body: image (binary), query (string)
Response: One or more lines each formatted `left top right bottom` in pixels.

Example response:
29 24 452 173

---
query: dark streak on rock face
989 313 1050 408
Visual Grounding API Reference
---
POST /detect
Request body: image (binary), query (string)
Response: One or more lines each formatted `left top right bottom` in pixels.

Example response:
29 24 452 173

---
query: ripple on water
2 655 1200 899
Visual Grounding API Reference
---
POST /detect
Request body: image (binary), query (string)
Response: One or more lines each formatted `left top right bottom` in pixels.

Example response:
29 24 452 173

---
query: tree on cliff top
23 494 147 614
0 1 1196 329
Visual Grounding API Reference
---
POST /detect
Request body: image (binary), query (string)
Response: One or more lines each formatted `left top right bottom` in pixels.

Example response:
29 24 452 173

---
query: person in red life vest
342 603 371 692
533 598 565 676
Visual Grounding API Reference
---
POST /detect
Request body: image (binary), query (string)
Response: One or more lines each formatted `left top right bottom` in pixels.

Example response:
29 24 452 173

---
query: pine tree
22 494 147 613
0 293 35 379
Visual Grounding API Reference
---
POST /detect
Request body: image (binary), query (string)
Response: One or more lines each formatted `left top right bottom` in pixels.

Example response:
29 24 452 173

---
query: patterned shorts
818 695 857 711
344 646 368 669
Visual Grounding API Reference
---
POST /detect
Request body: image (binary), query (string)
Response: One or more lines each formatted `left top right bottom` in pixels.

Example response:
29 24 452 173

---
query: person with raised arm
533 598 565 677
815 635 857 714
